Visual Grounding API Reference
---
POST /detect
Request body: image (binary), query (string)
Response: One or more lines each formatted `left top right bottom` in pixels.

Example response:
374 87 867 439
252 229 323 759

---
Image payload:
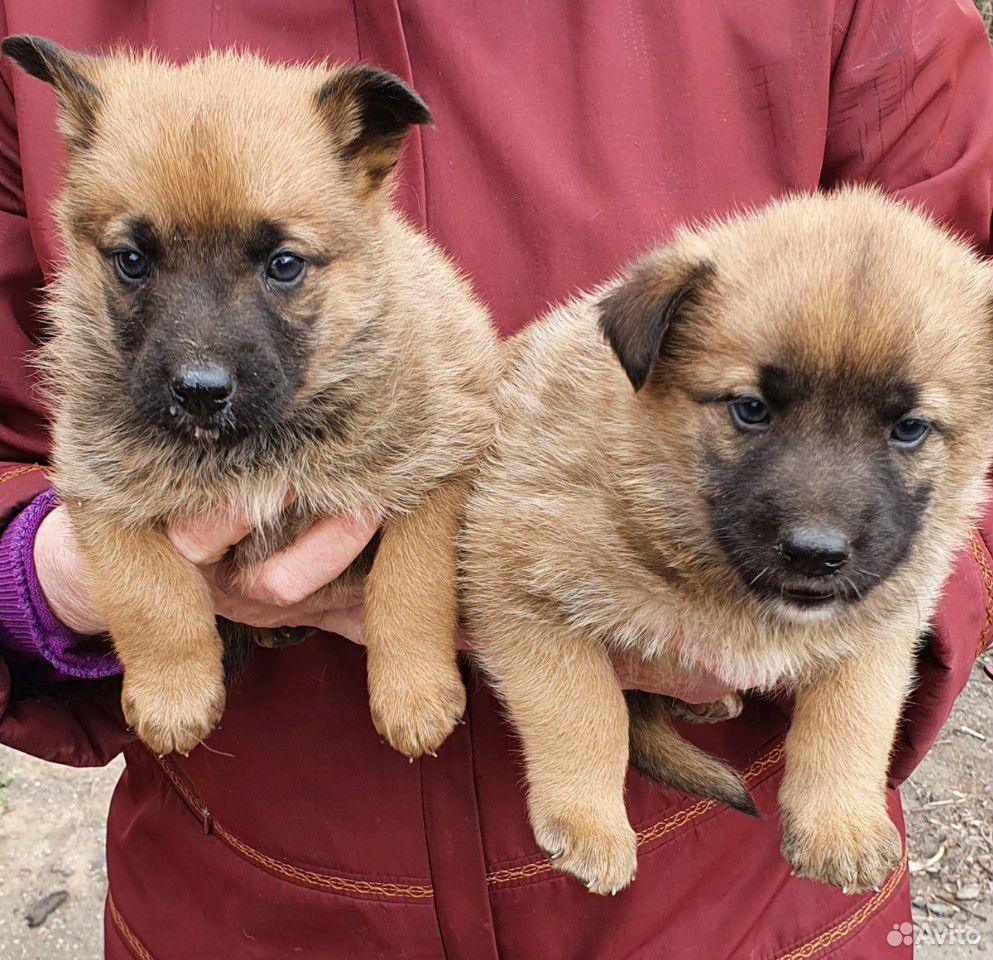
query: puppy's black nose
170 364 234 420
777 526 849 578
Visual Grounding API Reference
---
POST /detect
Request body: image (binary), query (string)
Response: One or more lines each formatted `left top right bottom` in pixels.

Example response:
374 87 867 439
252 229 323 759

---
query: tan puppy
462 188 993 895
4 37 498 758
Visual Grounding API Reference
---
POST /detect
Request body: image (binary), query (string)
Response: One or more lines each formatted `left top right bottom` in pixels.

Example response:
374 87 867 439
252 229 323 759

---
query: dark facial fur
107 218 316 446
704 362 932 612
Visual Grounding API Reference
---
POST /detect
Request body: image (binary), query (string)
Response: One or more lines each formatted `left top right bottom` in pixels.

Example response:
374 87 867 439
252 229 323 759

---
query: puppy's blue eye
890 417 930 448
265 252 306 285
729 396 771 430
114 249 150 282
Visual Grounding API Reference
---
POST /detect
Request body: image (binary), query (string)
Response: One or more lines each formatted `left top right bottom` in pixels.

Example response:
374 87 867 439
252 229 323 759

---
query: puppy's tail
626 690 758 817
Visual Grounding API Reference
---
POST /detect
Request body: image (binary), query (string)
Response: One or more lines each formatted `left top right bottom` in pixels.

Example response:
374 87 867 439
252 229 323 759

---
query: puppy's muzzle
169 363 235 422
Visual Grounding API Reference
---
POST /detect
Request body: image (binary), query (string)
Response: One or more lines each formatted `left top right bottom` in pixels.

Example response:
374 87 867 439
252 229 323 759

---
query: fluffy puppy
462 188 993 894
4 37 498 758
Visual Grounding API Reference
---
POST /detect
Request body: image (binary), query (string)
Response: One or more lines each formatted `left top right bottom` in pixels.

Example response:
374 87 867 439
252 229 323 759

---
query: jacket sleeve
0 488 121 682
0 49 129 768
822 0 993 783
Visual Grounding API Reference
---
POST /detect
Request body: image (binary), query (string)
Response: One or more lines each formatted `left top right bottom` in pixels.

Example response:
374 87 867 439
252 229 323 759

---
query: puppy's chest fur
583 560 877 692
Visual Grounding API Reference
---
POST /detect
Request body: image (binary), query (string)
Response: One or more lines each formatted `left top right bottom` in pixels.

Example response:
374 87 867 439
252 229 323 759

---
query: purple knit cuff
0 488 120 681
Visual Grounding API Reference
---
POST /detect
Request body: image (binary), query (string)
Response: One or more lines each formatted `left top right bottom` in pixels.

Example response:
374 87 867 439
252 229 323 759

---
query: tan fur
462 187 993 893
365 476 469 756
17 44 498 756
67 503 225 753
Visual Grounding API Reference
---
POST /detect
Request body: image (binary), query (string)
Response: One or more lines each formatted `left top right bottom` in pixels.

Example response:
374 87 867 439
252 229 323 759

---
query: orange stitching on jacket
215 826 434 899
969 533 993 658
638 743 785 846
487 743 786 886
109 895 154 960
774 853 908 960
152 753 435 901
0 464 45 487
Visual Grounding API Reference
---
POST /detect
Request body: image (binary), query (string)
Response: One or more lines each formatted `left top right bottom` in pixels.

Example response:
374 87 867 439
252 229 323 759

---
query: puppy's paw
368 658 466 760
667 693 743 724
781 800 901 893
531 803 638 895
123 661 225 756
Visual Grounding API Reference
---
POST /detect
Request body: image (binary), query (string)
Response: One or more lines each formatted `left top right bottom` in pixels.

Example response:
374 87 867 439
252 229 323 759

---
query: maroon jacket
1 2 992 958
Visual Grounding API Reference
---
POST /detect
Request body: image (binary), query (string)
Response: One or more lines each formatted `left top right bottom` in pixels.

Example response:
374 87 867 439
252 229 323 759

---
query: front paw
367 656 466 760
531 800 638 895
781 799 901 893
123 660 225 756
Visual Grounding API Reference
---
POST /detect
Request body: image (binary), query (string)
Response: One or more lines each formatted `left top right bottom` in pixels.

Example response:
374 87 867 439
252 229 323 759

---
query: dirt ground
0 747 120 959
904 657 993 957
0 657 989 959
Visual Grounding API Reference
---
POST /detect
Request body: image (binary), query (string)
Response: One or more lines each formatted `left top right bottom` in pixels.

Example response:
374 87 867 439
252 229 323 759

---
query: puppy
462 187 993 894
4 37 498 758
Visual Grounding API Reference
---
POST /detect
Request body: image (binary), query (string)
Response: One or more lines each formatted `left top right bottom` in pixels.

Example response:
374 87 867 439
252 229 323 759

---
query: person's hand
609 647 736 704
34 504 107 635
34 501 379 642
168 506 379 642
36 502 734 705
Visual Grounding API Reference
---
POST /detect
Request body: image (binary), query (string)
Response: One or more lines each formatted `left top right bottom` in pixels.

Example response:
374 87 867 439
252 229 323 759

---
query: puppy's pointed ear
316 65 431 190
598 252 713 391
2 35 100 151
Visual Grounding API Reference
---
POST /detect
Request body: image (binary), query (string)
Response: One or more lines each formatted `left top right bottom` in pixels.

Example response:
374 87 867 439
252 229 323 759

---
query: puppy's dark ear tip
318 65 431 186
3 34 32 54
2 35 74 88
2 34 40 65
383 74 431 126
376 71 431 128
401 101 432 129
338 64 432 127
